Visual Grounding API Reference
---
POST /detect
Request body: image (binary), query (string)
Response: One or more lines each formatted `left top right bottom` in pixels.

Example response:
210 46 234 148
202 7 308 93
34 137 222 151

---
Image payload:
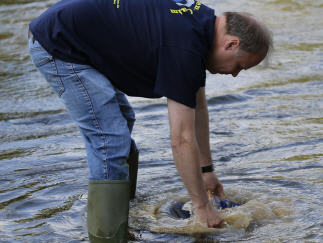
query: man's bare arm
195 87 225 200
167 98 222 227
195 87 212 167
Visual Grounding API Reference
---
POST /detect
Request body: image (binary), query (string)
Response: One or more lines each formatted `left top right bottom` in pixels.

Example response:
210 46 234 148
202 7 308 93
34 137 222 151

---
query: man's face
206 40 267 77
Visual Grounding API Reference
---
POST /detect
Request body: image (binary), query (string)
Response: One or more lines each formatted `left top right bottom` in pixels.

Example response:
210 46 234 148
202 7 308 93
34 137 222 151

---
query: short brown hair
224 12 273 55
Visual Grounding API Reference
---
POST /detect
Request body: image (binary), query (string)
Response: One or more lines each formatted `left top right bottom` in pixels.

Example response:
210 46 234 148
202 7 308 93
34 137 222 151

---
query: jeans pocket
30 49 53 68
29 46 65 96
29 39 53 67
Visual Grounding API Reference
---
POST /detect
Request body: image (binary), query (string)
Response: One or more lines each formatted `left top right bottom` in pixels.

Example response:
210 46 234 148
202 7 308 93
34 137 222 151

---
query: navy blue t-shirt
30 0 215 108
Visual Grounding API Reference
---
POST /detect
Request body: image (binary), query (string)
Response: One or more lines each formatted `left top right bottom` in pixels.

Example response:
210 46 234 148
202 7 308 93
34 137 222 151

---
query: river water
0 0 322 242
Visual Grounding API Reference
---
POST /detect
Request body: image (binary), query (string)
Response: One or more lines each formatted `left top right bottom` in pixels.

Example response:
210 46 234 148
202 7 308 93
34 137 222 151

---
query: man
28 0 272 242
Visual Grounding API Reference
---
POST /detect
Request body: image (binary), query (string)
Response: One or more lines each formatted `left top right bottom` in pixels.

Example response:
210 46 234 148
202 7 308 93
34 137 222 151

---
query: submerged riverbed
0 0 322 242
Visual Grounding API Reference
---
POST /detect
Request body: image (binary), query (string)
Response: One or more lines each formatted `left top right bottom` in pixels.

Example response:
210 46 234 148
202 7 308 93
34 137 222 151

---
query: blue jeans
28 37 136 180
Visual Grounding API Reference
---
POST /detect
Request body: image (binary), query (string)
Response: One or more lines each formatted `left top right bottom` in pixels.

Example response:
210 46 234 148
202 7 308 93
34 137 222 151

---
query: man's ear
224 37 240 51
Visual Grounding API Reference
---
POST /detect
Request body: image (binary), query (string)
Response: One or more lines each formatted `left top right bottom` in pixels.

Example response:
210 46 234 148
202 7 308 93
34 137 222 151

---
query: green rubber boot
87 180 130 243
127 149 139 200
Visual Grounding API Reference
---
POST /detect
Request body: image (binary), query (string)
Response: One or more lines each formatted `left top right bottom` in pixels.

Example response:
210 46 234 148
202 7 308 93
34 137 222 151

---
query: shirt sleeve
153 46 206 108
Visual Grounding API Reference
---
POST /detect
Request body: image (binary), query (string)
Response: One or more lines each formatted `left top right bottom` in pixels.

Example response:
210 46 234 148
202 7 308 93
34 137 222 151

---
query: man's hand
194 202 223 227
202 172 225 200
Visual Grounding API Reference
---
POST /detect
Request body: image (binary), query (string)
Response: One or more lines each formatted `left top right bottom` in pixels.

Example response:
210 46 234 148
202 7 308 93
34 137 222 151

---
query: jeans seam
69 63 109 179
51 58 65 97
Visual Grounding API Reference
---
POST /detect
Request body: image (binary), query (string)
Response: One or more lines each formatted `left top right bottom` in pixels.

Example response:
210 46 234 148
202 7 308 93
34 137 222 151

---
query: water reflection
0 0 322 242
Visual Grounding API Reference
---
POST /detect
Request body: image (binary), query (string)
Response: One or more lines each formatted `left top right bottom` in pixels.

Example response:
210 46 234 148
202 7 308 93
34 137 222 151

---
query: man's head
206 12 273 77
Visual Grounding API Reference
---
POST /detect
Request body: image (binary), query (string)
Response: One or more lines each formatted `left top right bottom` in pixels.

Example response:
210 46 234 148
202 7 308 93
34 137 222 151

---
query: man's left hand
202 172 225 200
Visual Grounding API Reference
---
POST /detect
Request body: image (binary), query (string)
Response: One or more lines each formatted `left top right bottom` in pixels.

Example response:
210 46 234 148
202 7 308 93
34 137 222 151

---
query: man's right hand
194 202 223 228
